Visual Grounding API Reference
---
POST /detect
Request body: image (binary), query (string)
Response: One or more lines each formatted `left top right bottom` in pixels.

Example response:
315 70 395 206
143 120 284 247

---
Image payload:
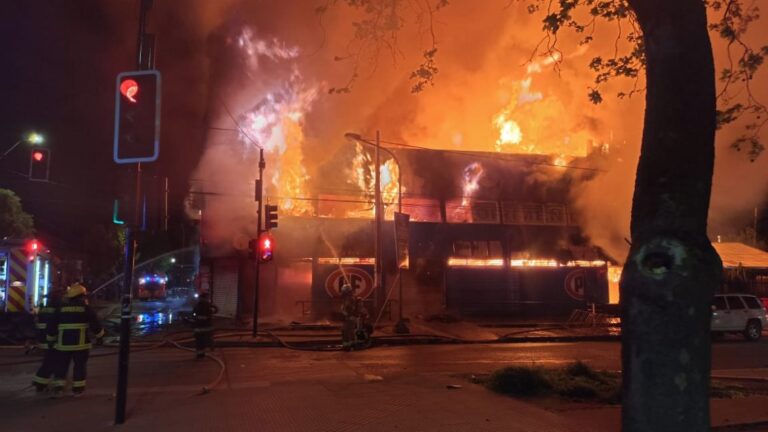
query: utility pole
374 130 383 311
115 0 152 425
252 149 265 337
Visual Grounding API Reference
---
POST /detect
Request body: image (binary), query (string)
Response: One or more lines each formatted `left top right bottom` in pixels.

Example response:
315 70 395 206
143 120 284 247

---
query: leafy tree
325 1 766 430
81 224 124 287
0 188 34 239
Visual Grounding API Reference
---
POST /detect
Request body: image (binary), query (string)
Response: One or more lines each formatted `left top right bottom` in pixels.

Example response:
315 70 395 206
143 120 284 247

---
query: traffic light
265 204 278 230
113 70 161 164
29 148 50 181
259 234 274 262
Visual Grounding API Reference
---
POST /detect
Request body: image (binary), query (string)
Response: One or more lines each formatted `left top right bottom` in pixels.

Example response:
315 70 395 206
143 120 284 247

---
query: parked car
711 294 768 341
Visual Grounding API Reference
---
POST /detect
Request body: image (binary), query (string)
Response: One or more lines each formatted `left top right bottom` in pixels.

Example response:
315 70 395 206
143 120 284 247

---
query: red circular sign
325 267 374 299
564 269 586 301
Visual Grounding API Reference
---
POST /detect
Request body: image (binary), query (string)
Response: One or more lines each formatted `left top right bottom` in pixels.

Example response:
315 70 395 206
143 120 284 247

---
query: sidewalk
2 345 767 432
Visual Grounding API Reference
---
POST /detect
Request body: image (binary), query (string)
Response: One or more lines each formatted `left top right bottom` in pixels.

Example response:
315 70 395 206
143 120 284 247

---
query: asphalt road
218 338 768 384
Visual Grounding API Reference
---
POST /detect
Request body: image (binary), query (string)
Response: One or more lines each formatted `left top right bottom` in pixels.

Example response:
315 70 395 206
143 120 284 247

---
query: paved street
1 339 767 431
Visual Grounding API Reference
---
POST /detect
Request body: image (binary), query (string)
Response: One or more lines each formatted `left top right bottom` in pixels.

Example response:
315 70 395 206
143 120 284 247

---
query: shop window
452 240 503 259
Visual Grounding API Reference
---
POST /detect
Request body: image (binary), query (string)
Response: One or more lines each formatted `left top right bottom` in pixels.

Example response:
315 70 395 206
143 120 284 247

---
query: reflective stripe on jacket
35 306 57 349
46 301 104 352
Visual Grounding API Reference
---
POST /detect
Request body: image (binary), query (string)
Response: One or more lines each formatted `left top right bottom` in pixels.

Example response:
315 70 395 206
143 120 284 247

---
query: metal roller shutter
212 260 238 318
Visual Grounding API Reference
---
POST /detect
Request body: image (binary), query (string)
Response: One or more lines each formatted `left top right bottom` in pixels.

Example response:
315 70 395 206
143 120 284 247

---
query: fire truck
0 239 54 313
136 273 168 301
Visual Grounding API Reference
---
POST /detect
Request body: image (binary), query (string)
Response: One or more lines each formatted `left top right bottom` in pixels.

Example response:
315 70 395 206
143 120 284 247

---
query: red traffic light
29 148 51 181
120 79 139 103
260 234 274 262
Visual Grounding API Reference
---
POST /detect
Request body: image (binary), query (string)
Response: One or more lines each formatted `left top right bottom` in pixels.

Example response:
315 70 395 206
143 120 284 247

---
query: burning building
193 144 612 321
185 9 625 322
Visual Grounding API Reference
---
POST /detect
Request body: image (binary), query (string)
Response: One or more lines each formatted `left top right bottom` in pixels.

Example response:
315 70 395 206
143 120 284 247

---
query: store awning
712 242 768 269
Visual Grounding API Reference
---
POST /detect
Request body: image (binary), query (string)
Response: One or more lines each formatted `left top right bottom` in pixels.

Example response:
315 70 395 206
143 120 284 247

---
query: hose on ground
163 338 227 394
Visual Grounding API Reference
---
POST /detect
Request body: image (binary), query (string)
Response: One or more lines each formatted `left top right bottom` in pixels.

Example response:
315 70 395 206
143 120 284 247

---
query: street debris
363 374 384 382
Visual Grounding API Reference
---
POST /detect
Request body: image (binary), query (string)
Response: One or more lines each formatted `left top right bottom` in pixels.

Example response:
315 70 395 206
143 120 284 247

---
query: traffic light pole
252 149 265 337
115 0 151 424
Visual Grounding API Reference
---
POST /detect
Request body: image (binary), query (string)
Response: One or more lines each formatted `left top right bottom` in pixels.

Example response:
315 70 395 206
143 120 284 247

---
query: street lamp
344 131 409 334
0 132 45 162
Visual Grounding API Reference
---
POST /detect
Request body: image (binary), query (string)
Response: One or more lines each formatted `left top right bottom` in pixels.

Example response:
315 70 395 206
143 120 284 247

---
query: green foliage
486 366 553 397
486 361 621 402
81 224 124 283
0 188 34 239
410 47 439 93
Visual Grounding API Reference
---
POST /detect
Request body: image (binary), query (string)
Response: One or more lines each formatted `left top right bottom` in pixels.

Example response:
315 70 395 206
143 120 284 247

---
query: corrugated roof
712 242 768 269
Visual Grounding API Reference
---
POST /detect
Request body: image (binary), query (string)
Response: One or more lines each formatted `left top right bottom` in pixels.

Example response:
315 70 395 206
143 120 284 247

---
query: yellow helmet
66 283 87 298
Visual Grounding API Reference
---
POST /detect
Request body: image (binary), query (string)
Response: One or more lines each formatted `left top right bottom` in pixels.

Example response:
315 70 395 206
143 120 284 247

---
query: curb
712 420 768 431
711 374 768 382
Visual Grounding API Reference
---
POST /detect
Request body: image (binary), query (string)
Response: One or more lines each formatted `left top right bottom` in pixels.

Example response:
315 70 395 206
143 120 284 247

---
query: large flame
450 162 485 222
346 143 403 219
492 51 594 158
235 30 316 217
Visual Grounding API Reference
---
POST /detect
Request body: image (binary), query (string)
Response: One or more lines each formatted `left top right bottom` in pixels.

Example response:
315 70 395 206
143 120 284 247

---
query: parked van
711 294 768 341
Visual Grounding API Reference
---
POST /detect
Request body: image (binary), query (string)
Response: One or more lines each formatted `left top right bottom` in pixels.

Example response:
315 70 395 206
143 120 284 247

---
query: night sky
0 1 209 248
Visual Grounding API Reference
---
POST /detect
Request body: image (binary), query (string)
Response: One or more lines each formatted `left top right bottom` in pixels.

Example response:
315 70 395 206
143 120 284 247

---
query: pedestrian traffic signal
113 70 161 164
29 148 50 181
265 204 278 230
259 234 274 262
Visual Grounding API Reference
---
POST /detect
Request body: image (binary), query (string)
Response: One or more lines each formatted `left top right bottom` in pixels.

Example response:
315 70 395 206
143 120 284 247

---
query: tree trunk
621 0 722 431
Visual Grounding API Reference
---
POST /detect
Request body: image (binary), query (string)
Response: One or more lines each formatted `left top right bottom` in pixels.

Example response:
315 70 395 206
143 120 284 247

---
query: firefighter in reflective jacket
47 283 104 396
192 292 218 359
340 284 370 350
31 288 64 392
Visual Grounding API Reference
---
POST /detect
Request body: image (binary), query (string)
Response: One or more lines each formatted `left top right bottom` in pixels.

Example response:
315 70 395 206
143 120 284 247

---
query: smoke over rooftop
183 1 768 259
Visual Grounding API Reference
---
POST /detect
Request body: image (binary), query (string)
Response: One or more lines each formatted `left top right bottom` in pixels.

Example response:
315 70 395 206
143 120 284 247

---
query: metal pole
374 131 382 311
115 227 136 424
163 177 169 231
0 140 23 162
754 207 759 246
115 1 150 423
252 149 265 337
394 157 409 333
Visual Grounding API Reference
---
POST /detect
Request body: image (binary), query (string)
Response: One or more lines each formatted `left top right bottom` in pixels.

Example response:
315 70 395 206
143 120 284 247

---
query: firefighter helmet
66 283 87 298
340 284 352 296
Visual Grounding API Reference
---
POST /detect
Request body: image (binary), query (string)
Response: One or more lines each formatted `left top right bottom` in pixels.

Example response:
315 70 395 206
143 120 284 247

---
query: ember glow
316 257 376 265
448 258 607 268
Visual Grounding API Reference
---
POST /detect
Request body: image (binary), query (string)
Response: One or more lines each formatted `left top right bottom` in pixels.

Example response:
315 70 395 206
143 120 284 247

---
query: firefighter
192 292 218 359
31 288 65 392
47 283 104 397
340 284 370 350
